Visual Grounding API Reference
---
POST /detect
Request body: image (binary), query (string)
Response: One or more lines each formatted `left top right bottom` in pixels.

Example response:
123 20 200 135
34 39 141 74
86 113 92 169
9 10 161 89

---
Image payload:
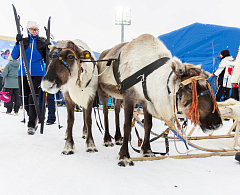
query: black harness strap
113 56 170 102
112 53 122 88
167 71 173 94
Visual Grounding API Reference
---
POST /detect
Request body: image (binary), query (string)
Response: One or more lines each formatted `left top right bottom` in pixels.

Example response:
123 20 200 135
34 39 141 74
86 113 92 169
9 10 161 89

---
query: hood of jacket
221 56 233 62
9 60 20 68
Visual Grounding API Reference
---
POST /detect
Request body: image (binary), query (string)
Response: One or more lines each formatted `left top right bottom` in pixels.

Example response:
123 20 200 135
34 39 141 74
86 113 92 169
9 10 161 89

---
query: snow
0 102 239 195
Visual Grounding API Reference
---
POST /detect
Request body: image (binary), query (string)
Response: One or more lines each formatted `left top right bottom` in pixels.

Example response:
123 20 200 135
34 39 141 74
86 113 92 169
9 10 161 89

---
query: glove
16 34 22 45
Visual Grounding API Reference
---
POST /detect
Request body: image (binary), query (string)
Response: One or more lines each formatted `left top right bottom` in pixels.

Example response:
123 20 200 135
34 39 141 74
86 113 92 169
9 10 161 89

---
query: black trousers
216 85 230 102
231 87 239 101
39 89 56 123
18 76 42 127
4 88 21 113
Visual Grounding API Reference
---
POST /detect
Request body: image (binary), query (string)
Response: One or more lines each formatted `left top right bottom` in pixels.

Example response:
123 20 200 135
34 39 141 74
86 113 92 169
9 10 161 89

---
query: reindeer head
171 61 222 133
41 40 92 94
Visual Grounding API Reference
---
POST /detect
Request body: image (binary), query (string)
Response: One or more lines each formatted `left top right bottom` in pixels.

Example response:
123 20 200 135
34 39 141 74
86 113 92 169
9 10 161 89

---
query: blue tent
158 22 240 75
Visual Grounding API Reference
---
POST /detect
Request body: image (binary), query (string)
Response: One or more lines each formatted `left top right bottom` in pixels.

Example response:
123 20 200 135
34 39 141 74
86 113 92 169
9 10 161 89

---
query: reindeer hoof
103 141 114 147
117 159 134 167
115 137 123 145
118 161 126 167
62 150 74 155
115 141 122 146
86 148 98 153
129 161 134 166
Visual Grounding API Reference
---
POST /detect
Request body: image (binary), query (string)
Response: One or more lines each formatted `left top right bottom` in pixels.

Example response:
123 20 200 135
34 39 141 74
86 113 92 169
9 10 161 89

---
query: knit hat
220 49 230 59
27 21 39 29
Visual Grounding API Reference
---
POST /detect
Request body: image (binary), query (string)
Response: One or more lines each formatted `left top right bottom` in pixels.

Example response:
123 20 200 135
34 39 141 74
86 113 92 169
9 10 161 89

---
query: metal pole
121 23 124 43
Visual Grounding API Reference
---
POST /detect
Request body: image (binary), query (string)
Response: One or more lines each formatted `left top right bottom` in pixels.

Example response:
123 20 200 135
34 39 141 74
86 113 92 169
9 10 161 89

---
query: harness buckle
117 83 124 94
137 74 145 82
117 83 122 91
179 83 184 88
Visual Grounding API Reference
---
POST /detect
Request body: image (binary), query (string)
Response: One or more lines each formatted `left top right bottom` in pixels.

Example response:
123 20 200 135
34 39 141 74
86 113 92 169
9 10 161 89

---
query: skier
11 21 49 135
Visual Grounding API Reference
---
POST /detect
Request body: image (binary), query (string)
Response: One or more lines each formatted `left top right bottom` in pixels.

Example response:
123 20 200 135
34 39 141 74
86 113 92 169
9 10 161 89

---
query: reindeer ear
48 45 54 51
67 41 75 50
83 50 91 59
171 61 185 76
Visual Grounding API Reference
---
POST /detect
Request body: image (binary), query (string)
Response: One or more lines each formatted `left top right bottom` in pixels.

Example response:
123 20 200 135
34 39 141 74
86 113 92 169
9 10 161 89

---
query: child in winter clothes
2 55 21 114
11 21 49 135
214 49 234 101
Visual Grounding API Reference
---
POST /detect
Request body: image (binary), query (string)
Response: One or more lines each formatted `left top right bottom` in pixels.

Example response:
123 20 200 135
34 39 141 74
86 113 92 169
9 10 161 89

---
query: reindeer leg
98 87 113 147
115 99 123 145
82 109 87 139
85 98 98 153
141 104 155 157
118 99 134 167
62 92 75 155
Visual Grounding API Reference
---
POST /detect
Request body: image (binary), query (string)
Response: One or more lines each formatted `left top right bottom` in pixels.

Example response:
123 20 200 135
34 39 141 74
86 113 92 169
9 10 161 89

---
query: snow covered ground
0 102 239 195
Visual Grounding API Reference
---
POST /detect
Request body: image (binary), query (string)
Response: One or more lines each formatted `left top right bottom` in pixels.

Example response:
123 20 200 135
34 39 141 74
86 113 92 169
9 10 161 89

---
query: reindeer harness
172 75 220 127
52 47 96 88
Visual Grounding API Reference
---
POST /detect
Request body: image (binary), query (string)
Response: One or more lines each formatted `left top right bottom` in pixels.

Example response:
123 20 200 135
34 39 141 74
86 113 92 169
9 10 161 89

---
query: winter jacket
2 60 20 88
214 56 234 88
11 33 48 77
231 49 240 84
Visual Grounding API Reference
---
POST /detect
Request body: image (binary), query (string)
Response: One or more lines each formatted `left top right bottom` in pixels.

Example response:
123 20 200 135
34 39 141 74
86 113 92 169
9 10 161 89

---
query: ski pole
20 48 25 123
40 16 51 134
55 93 62 129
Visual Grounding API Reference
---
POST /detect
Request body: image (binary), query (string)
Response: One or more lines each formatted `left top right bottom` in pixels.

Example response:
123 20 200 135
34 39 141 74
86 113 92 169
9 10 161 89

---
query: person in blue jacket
2 54 21 114
11 21 49 135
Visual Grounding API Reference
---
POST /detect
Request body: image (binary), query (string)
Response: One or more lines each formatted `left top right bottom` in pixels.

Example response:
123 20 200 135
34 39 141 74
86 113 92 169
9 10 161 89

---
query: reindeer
41 39 98 154
97 34 222 166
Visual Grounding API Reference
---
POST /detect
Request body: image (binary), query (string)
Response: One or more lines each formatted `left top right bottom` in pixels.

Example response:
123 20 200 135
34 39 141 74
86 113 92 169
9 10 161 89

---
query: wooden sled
131 99 240 161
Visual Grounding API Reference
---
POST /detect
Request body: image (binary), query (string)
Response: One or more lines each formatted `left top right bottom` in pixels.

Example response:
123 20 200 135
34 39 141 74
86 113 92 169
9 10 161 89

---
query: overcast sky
1 0 240 53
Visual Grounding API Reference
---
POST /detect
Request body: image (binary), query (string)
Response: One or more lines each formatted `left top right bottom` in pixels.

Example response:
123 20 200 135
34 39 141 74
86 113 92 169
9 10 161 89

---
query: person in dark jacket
11 21 49 135
2 54 21 114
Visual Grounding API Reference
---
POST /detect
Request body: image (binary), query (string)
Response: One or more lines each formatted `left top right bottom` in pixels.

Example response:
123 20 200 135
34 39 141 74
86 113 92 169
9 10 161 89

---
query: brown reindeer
97 34 222 166
41 39 98 154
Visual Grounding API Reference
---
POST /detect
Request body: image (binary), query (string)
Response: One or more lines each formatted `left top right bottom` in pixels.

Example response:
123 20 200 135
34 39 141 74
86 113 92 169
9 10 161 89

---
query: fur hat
220 49 230 59
27 21 39 29
8 54 13 61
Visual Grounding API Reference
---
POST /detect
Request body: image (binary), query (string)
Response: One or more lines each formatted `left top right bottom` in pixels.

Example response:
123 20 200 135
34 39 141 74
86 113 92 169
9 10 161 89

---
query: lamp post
115 8 131 43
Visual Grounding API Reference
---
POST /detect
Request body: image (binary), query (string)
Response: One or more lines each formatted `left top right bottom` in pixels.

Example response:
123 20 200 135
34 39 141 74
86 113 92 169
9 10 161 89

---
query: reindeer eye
67 55 74 59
